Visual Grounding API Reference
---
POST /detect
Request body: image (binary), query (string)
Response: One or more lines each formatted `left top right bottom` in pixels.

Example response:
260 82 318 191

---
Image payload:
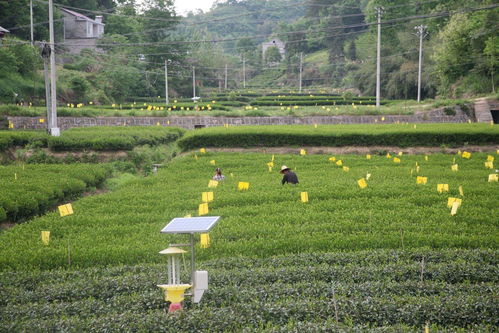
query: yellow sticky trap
194 154 198 160
451 164 458 172
437 184 449 193
447 197 462 208
300 149 307 156
416 165 420 173
209 160 216 165
381 116 385 121
452 157 456 164
457 150 462 155
156 122 160 126
200 233 210 248
416 176 427 185
198 203 209 216
300 192 309 203
487 155 494 162
208 180 218 188
237 182 250 191
230 173 234 177
336 160 343 166
342 166 350 172
167 120 170 125
199 148 206 154
58 203 73 217
329 156 336 162
413 124 416 129
268 166 272 172
393 157 401 163
386 153 391 159
14 173 17 180
271 154 275 162
366 154 371 160
424 155 429 161
461 151 471 159
41 231 50 245
39 118 45 123
358 178 367 189
450 202 459 216
488 174 498 182
314 124 318 128
267 161 274 168
398 152 403 156
201 192 214 203
484 161 493 169
459 186 464 197
8 121 14 129
410 169 414 175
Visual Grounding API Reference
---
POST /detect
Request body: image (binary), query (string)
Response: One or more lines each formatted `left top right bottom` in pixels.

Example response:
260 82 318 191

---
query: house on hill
262 38 285 60
0 26 9 44
61 8 105 54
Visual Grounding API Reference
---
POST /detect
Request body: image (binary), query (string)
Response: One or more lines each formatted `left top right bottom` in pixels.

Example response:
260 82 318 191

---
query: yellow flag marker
342 166 350 172
200 233 210 248
459 186 464 197
41 231 50 245
366 154 371 160
300 149 307 156
461 151 471 159
424 155 429 161
487 155 494 162
358 178 367 189
450 202 460 216
202 192 214 203
398 152 403 156
488 174 498 182
336 160 343 166
237 182 250 191
485 161 494 169
416 176 427 185
198 203 209 216
300 192 309 203
209 160 216 165
447 197 462 208
329 156 337 162
208 180 218 188
451 164 458 171
199 148 206 154
386 153 391 158
393 157 401 163
58 203 73 217
437 184 449 193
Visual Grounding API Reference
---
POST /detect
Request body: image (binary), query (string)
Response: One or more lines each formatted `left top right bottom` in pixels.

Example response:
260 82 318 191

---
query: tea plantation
0 149 498 331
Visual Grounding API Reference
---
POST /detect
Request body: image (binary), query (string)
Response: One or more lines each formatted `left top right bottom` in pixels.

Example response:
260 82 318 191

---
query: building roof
61 8 104 25
0 26 9 33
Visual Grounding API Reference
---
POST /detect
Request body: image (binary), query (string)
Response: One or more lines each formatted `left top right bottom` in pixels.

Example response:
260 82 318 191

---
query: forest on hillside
0 0 497 103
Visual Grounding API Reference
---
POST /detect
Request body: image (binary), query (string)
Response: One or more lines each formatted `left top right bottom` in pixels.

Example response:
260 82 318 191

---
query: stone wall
7 114 470 130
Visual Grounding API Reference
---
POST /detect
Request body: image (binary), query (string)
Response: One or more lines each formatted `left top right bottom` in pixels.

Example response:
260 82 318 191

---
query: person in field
280 165 299 185
212 168 225 181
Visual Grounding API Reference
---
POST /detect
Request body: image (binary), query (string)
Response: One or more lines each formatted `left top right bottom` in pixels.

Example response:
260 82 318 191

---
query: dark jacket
282 171 299 185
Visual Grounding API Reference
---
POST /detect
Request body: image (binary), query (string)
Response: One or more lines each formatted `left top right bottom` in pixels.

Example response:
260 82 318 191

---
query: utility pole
299 52 303 93
414 25 428 103
41 43 51 125
224 63 228 90
30 0 34 46
192 66 196 98
376 7 383 108
48 0 59 136
242 56 246 89
164 59 169 105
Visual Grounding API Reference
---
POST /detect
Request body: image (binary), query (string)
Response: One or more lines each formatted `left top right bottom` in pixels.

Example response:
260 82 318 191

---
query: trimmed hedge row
178 124 499 149
250 99 384 106
254 95 374 101
0 131 49 151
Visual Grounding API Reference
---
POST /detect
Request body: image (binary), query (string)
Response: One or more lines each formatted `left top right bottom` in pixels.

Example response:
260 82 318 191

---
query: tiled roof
0 26 9 33
61 8 103 25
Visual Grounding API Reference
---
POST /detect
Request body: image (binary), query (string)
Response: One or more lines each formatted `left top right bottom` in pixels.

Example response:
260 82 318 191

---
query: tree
484 36 498 93
265 46 282 64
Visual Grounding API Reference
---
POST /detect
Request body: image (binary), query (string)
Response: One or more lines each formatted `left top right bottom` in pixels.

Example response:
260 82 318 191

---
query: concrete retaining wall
7 114 470 130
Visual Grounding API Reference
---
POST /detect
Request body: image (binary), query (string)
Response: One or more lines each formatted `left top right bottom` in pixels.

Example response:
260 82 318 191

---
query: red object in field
169 302 182 313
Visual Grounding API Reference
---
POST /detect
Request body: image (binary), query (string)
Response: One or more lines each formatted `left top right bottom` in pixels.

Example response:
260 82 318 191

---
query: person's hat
280 165 290 173
215 168 221 172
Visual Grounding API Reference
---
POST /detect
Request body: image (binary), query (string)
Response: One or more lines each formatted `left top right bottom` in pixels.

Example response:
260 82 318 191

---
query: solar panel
161 216 221 234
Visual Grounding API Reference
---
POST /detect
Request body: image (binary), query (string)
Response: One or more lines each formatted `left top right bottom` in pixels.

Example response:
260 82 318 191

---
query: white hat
280 165 290 173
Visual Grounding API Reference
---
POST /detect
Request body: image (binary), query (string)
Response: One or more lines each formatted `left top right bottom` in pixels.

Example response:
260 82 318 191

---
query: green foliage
264 46 282 64
178 124 499 150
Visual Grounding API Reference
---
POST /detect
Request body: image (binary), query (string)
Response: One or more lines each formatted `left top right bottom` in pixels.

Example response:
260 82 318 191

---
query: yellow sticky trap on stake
447 197 462 208
342 166 350 172
300 149 307 156
366 173 371 180
200 233 210 248
209 160 216 165
462 151 471 159
451 164 458 172
484 161 493 169
199 148 206 154
393 157 401 163
156 122 160 126
201 192 214 203
398 152 403 156
366 154 371 160
268 166 272 172
58 203 73 217
450 202 460 216
237 182 250 191
314 123 318 128
386 153 391 159
300 192 309 203
267 161 274 168
8 121 14 129
413 124 416 129
416 165 420 173
381 116 385 121
437 184 449 193
358 178 367 189
459 186 464 197
198 203 209 216
487 155 494 162
41 231 50 245
329 156 337 162
14 173 17 180
336 160 343 166
424 155 429 161
271 154 275 162
488 174 498 182
39 118 45 123
416 176 427 185
208 180 218 188
194 154 198 160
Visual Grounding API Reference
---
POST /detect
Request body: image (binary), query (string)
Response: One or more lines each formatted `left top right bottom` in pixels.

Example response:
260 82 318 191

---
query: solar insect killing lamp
158 216 221 313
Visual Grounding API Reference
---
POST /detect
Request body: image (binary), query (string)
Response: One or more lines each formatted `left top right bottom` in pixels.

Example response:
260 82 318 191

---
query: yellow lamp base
157 284 191 303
